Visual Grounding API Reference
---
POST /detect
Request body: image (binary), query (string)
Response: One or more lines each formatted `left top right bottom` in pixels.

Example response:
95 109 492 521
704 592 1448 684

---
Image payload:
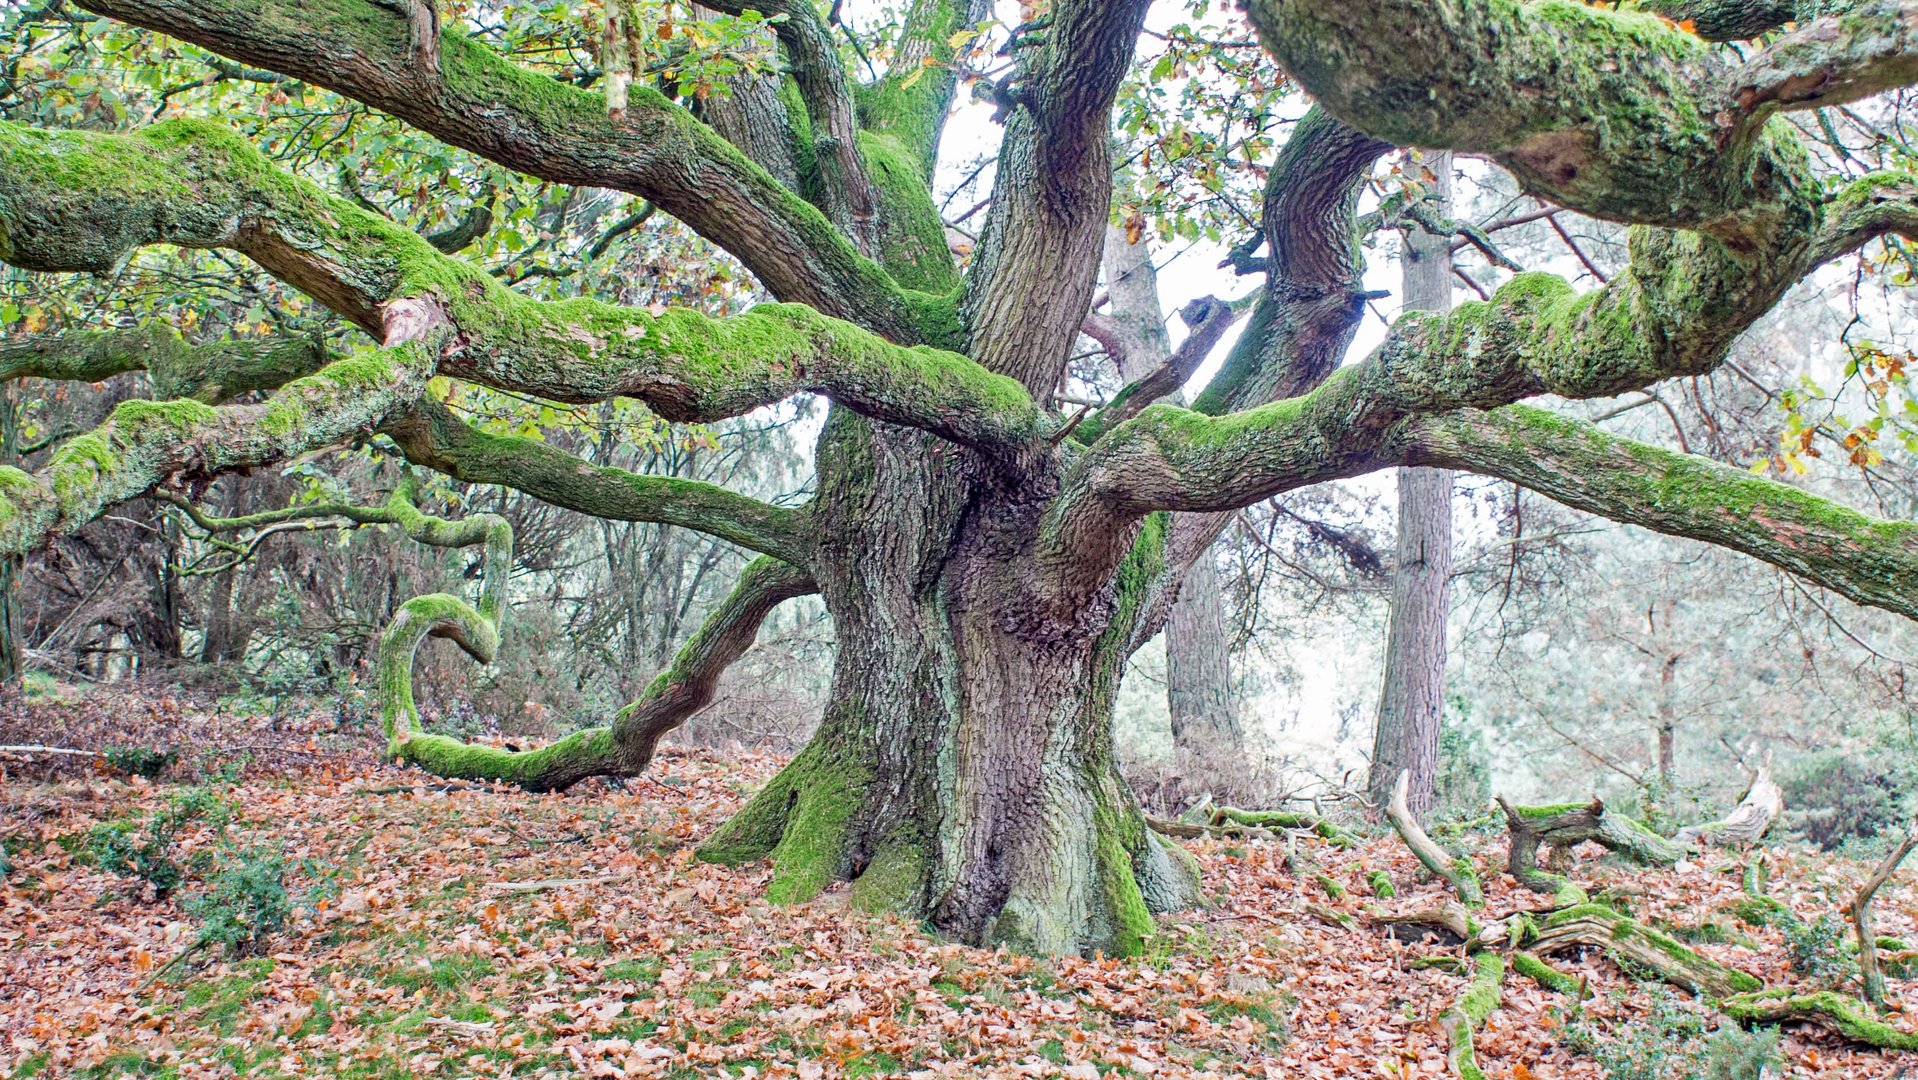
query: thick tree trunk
1369 153 1455 820
1098 225 1244 781
697 414 1204 956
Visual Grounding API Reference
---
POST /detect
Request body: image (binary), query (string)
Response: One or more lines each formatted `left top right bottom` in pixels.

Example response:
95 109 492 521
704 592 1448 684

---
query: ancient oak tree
4 0 1918 956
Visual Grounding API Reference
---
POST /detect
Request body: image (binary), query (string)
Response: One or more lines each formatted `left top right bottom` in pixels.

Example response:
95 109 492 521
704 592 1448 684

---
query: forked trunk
697 416 1204 956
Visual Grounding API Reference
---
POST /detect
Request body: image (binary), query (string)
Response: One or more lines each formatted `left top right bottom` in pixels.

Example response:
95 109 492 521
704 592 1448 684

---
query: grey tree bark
1097 225 1245 784
1368 152 1456 821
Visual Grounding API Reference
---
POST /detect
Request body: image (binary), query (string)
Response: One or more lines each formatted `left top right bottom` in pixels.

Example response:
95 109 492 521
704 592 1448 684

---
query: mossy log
1719 990 1918 1050
1497 795 1683 906
1530 903 1761 999
1511 950 1585 996
1368 869 1397 898
1211 807 1362 849
1439 954 1505 1080
1145 807 1360 849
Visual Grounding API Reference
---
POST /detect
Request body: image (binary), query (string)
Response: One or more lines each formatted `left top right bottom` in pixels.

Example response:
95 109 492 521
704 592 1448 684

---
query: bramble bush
187 846 291 955
86 787 233 898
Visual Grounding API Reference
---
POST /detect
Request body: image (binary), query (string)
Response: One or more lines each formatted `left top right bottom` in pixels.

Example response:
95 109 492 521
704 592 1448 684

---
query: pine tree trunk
697 414 1205 956
1369 152 1456 821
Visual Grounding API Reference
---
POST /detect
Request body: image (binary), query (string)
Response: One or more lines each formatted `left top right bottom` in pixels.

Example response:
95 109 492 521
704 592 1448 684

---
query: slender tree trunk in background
1166 553 1238 772
200 478 249 664
1368 153 1456 821
1656 653 1680 791
1098 224 1245 781
0 383 20 686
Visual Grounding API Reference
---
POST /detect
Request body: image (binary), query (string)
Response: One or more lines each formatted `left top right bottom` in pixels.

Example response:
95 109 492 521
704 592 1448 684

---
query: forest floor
2 688 1917 1078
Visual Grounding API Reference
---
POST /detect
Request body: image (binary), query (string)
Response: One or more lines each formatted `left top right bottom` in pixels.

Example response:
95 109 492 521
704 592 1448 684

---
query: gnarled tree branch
383 399 812 565
73 0 937 343
0 325 330 402
0 119 1044 455
0 336 439 557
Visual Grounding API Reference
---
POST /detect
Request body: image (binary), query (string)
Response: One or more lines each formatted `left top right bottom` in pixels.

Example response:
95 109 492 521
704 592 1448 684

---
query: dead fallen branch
1144 815 1275 841
1851 818 1918 1008
1370 900 1478 944
1387 771 1483 907
482 871 634 895
1497 795 1683 893
1439 954 1504 1080
1719 990 1918 1050
1528 904 1760 999
1675 756 1783 848
0 744 105 759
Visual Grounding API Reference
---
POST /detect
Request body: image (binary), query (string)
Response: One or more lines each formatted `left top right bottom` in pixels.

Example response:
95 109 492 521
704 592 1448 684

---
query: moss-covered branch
1242 0 1820 238
1638 0 1795 41
1413 407 1918 621
386 511 815 792
1511 950 1585 995
372 473 512 753
1044 180 1918 622
1531 903 1763 999
1720 989 1918 1049
383 399 811 565
0 325 329 402
0 342 436 557
0 118 1041 453
75 0 943 345
1439 954 1504 1080
1731 0 1918 121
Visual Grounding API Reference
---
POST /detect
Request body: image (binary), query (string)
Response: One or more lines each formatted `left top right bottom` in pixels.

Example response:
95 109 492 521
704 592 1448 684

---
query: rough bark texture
1369 153 1455 821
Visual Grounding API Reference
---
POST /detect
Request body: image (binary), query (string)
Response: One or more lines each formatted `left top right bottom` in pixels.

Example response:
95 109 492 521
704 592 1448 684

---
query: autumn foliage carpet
3 690 1917 1078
